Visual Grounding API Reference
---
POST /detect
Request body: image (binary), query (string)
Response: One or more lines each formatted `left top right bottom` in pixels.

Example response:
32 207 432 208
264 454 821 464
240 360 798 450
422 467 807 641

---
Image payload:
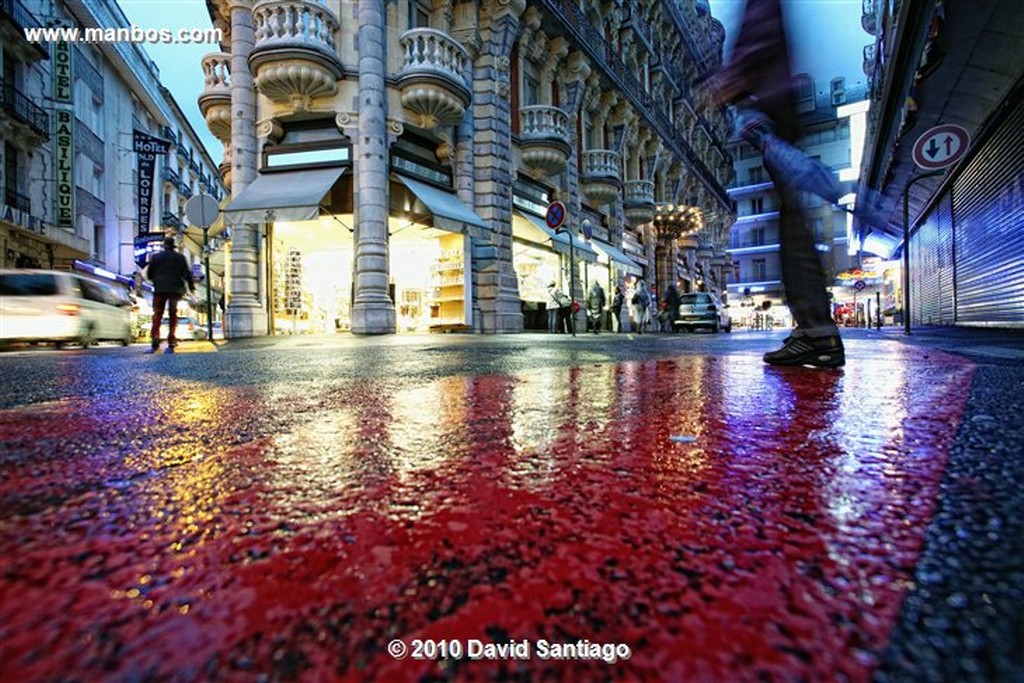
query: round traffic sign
854 279 866 292
912 124 970 170
545 201 566 229
581 219 593 241
185 193 221 228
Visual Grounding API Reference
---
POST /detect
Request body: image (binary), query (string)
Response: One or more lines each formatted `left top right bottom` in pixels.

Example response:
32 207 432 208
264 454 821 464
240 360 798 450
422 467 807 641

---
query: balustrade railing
201 53 232 94
624 180 655 205
582 149 620 178
251 0 340 61
519 106 569 141
398 28 470 87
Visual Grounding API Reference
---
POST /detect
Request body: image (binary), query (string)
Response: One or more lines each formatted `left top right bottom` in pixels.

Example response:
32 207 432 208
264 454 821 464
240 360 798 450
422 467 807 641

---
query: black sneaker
764 335 845 368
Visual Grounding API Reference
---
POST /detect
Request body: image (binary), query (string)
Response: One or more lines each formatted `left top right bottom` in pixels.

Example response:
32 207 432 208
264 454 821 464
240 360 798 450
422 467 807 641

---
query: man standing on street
145 236 195 354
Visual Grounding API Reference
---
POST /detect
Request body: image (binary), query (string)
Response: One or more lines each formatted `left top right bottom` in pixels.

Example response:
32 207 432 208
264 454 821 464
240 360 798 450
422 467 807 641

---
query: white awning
513 211 598 262
395 175 486 232
223 166 347 224
590 239 643 275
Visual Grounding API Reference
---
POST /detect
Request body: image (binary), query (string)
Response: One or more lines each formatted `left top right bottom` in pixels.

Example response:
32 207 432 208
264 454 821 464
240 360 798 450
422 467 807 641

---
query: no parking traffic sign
912 124 970 170
545 201 566 230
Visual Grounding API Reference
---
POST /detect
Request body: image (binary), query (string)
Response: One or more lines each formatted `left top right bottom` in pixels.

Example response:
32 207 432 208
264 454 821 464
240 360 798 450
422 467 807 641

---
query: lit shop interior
258 172 476 335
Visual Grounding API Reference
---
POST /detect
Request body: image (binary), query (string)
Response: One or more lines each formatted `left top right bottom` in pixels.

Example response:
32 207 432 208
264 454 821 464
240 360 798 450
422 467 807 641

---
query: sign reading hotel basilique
53 39 75 228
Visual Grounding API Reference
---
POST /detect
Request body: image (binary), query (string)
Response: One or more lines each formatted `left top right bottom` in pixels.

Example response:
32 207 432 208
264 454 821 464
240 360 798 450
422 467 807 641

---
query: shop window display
427 233 470 331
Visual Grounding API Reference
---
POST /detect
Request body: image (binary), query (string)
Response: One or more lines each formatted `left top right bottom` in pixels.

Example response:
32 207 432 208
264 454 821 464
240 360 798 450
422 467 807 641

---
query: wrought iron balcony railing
162 212 182 229
0 78 49 140
5 188 30 213
162 166 180 185
1 0 49 58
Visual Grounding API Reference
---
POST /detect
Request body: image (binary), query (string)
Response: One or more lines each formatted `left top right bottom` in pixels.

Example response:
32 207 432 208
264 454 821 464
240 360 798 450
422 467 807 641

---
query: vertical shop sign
133 130 171 235
52 41 73 103
53 40 75 228
54 110 75 228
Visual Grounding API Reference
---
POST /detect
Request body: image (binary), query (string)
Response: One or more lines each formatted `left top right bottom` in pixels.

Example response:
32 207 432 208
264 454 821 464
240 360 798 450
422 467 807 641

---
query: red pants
150 293 181 347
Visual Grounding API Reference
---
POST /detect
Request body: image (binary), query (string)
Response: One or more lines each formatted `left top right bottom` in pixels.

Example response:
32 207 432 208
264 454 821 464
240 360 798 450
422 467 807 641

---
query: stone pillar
351 0 396 335
225 0 267 338
655 240 677 292
471 0 527 333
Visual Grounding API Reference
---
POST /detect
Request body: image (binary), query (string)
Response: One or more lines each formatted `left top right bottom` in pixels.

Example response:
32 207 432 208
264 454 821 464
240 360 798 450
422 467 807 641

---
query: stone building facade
202 0 735 336
1 0 225 298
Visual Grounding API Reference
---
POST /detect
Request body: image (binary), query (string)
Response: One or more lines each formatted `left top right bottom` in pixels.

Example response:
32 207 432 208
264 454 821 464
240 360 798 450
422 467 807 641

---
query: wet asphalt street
0 327 1022 682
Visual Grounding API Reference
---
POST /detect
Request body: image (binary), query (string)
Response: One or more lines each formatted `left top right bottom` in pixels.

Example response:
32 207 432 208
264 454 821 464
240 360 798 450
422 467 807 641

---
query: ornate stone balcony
518 105 571 179
397 28 471 129
623 179 656 226
580 150 621 206
199 53 232 143
861 0 877 35
249 0 343 111
863 44 876 78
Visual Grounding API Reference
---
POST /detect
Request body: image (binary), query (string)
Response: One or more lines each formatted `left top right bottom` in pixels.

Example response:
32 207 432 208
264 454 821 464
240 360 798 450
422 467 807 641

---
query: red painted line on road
0 349 974 681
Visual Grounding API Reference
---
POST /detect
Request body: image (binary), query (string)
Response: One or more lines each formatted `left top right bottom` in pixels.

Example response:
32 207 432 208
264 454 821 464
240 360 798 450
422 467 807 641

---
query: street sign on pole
912 124 970 170
545 201 566 230
184 194 222 342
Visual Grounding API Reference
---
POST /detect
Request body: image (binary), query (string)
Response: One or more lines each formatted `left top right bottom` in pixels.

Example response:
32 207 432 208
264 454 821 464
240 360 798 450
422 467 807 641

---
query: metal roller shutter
936 194 954 323
952 100 1024 324
913 214 941 325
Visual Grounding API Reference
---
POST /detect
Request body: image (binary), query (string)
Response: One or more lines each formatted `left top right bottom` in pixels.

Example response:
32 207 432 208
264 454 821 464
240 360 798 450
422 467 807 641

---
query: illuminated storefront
223 135 484 335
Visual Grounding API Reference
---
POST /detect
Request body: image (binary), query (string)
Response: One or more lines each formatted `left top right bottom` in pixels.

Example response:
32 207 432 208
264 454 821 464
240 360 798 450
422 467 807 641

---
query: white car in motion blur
0 270 133 348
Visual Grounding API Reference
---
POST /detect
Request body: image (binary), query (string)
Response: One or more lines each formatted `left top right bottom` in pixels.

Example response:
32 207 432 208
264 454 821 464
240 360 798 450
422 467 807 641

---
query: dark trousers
769 168 838 338
558 306 572 333
151 292 181 347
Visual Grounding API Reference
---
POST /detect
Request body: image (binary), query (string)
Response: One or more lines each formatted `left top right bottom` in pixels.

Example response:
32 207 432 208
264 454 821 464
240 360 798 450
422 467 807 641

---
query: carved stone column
225 0 267 338
471 0 527 333
351 0 396 334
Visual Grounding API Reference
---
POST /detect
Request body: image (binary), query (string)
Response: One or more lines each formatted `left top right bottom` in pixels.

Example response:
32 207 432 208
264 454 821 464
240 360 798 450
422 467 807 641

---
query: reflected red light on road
0 349 973 681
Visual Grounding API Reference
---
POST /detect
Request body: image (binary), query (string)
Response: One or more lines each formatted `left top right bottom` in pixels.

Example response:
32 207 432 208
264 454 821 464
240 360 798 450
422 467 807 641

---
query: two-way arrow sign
912 124 970 170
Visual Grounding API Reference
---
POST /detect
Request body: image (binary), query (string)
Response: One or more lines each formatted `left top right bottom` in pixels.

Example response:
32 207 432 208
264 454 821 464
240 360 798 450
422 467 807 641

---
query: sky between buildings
120 0 868 169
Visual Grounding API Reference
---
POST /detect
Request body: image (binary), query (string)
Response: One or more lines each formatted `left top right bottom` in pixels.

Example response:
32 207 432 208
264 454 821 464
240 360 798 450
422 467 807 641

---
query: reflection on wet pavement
0 348 973 681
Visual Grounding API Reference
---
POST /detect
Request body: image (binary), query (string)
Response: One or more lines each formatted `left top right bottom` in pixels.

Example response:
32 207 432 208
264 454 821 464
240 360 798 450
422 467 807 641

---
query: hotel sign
53 38 75 228
54 109 75 228
133 130 171 235
53 41 73 104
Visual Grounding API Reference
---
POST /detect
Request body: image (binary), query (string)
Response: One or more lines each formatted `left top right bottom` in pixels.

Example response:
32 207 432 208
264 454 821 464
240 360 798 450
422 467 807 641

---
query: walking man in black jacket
145 237 195 354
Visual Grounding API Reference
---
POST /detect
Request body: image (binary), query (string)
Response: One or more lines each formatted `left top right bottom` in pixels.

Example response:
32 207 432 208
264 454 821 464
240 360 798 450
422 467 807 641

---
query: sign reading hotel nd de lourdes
133 130 172 236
